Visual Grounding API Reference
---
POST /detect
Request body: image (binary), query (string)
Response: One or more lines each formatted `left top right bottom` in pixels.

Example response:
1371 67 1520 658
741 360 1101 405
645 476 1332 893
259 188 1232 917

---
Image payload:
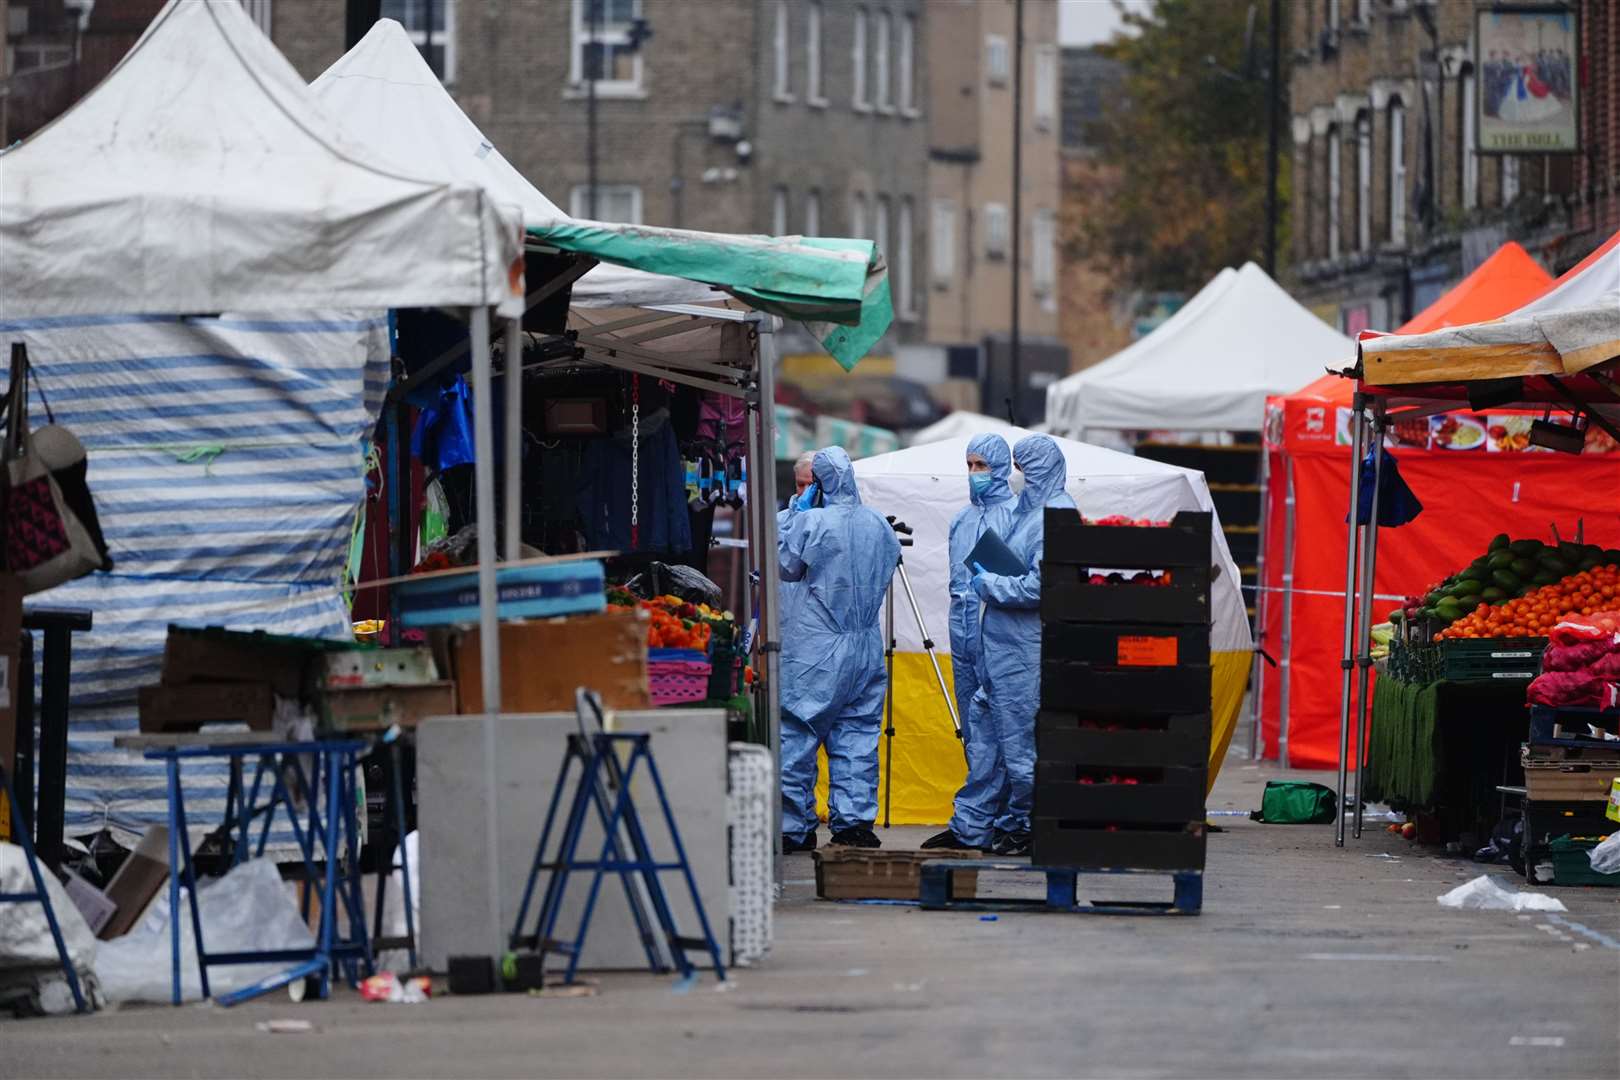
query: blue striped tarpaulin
1 312 389 846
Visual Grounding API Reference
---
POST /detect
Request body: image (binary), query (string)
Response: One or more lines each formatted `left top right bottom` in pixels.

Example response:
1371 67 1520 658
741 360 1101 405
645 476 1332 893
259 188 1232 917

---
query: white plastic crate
726 743 774 967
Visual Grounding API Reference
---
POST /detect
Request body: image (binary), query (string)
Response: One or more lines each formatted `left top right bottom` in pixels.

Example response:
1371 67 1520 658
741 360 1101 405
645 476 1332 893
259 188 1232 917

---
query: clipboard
964 528 1025 577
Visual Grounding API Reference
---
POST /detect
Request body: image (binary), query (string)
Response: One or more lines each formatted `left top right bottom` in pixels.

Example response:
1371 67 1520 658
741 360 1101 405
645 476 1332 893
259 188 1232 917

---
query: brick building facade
1288 0 1618 332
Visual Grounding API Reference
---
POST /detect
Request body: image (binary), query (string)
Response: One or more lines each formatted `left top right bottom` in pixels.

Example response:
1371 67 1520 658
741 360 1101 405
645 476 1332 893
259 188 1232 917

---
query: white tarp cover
908 410 1025 446
852 431 1252 656
0 0 525 319
1046 263 1355 437
309 20 778 310
1 313 387 843
1360 231 1620 384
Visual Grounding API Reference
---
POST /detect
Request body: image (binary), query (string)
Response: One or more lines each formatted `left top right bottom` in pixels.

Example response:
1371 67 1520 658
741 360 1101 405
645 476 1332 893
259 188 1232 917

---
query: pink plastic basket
649 659 713 706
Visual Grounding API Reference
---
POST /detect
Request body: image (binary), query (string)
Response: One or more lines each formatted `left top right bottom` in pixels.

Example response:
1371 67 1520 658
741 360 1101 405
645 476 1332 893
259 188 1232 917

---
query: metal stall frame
1248 444 1272 759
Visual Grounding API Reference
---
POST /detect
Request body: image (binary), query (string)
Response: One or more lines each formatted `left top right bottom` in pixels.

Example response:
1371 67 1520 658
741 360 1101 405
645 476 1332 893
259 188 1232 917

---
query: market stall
1255 242 1581 769
850 431 1252 824
1331 230 1620 849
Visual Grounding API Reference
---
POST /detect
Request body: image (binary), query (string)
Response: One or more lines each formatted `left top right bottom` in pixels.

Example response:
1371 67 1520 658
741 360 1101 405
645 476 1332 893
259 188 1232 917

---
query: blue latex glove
794 482 819 512
970 560 991 597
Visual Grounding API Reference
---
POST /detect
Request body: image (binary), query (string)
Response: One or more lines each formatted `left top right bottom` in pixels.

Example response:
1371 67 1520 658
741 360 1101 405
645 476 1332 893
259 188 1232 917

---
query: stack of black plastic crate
1035 510 1214 872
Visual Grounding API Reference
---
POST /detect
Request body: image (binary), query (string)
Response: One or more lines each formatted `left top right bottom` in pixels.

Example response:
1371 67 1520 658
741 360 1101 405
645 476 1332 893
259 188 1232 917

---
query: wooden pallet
917 860 1202 915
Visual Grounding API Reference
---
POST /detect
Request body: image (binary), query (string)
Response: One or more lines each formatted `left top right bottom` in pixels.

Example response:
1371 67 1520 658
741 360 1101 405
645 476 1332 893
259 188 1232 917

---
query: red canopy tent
1254 242 1620 768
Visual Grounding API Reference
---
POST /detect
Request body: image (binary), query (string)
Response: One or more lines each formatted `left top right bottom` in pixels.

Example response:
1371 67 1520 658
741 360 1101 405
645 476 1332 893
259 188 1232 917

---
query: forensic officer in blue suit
777 447 902 852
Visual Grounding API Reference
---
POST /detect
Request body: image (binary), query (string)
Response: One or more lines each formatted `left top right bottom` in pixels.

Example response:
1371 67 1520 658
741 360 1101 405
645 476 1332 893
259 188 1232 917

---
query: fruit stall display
606 588 750 706
1390 534 1620 642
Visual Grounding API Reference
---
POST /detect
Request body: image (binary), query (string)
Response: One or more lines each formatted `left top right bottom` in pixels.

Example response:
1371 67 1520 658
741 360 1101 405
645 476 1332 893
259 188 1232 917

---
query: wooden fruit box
1520 751 1620 802
813 848 979 901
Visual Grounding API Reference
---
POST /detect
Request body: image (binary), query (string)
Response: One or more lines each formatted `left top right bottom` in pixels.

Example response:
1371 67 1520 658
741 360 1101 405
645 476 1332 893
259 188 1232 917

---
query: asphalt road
5 760 1618 1079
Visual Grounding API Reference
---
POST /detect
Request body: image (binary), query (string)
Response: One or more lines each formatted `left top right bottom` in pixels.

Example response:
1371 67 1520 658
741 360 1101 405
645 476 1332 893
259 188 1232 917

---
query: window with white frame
984 203 1009 258
773 0 792 100
805 188 821 236
898 13 917 114
874 10 892 111
773 186 789 235
931 199 957 285
1327 125 1341 260
875 195 891 263
986 34 1010 86
897 196 916 316
1461 69 1478 210
1356 111 1372 251
850 192 868 240
570 184 642 223
807 0 825 105
570 0 643 95
1355 0 1372 24
382 0 455 82
1031 209 1056 301
1388 98 1407 246
1034 45 1057 130
852 7 869 110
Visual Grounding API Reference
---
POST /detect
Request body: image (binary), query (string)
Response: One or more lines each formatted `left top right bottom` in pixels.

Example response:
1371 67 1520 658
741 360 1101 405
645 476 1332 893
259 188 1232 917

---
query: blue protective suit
952 434 1075 844
777 448 902 841
946 435 1017 740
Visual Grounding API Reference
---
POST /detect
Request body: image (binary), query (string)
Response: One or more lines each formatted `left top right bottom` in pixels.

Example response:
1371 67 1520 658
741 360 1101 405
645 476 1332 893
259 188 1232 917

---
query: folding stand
143 738 373 1006
0 761 88 1012
509 731 726 986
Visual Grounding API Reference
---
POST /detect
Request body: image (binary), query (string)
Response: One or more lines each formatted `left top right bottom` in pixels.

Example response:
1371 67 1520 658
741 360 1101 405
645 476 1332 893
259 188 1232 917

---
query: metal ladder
509 698 726 986
0 761 88 1012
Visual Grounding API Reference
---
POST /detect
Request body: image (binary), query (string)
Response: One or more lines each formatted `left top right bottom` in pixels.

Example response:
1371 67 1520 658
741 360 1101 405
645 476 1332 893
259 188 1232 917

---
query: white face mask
1008 471 1026 496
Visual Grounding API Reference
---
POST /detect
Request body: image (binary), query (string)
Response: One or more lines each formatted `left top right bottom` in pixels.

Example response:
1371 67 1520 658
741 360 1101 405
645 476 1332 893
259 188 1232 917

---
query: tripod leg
896 562 964 742
883 580 896 829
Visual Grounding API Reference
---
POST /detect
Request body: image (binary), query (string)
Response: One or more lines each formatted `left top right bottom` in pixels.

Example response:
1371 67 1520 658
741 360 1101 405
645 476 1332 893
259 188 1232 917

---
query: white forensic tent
848 433 1254 824
0 0 525 847
908 411 1024 446
1046 263 1354 439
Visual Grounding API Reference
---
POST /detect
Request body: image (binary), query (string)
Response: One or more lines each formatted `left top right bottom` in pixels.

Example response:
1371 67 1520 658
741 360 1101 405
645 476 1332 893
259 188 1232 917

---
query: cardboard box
320 681 457 733
160 629 311 698
0 573 22 843
454 611 649 714
100 825 170 940
63 870 117 936
138 682 276 733
812 849 979 901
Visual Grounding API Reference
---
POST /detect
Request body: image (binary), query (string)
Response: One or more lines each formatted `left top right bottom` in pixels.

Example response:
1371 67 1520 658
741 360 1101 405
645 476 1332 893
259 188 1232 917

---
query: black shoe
830 826 882 849
920 829 981 851
991 830 1031 857
782 832 817 854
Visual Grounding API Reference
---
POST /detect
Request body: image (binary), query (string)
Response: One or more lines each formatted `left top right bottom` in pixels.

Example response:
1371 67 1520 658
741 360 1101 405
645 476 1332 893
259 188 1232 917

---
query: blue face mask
968 472 993 498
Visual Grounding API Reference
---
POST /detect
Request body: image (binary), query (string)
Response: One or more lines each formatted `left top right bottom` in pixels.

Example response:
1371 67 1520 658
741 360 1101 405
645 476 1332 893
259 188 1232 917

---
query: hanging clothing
575 408 692 553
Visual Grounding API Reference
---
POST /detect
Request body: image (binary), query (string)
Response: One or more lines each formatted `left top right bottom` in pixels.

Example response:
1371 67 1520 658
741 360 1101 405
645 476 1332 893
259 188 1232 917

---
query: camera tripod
882 517 965 829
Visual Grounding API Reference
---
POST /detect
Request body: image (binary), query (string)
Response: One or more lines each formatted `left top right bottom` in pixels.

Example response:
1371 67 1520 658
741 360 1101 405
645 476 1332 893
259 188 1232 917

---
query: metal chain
630 374 641 549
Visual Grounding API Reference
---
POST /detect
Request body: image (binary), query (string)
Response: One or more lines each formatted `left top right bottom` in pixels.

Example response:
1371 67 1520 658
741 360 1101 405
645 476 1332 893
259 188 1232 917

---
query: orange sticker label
1117 635 1178 667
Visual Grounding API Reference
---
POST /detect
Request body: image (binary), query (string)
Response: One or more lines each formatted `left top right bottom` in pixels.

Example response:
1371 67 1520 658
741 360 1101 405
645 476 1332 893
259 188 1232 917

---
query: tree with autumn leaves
1067 0 1289 296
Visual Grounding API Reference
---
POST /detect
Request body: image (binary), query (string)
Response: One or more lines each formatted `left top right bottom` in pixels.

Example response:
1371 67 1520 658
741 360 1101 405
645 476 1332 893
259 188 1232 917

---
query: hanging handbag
1 342 114 595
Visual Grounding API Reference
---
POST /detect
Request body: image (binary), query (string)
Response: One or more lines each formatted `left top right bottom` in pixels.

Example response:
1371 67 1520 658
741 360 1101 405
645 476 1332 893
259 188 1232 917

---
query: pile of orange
1435 564 1620 640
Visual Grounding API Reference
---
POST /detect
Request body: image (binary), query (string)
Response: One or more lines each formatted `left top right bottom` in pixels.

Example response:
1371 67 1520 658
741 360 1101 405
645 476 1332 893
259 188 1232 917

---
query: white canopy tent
0 0 524 319
907 410 1025 446
1046 263 1355 438
850 432 1254 820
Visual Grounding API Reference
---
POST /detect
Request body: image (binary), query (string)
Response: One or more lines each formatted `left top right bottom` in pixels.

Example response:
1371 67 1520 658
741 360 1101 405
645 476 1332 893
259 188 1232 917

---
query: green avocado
1579 557 1603 572
1481 586 1507 602
1603 549 1620 565
1488 533 1511 552
1491 569 1522 591
1536 554 1570 576
1452 578 1484 596
1558 541 1583 563
1461 565 1490 583
1532 569 1561 587
1510 558 1538 578
1487 551 1517 570
1509 539 1545 557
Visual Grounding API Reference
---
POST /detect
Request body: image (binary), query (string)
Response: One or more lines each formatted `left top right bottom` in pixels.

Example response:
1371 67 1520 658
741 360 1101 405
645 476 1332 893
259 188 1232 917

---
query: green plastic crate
1548 834 1620 887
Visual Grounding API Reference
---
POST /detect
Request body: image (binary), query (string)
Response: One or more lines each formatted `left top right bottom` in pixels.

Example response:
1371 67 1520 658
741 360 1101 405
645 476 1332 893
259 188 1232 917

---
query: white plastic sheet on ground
95 859 316 1004
0 843 98 1012
1437 874 1567 913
